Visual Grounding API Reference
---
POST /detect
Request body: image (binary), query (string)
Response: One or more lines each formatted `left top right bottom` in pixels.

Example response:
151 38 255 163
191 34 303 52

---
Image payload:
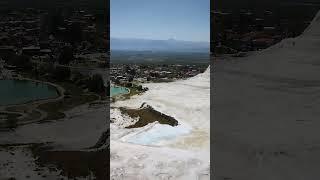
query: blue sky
111 0 210 42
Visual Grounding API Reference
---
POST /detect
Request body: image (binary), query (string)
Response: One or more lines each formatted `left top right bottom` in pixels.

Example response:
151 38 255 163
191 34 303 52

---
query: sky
111 0 210 42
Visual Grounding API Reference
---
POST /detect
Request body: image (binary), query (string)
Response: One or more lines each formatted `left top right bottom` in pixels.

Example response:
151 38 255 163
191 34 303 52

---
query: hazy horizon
110 37 209 52
111 36 210 43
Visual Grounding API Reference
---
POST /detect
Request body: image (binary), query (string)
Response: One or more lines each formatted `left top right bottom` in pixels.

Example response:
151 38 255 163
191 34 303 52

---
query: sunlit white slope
112 66 210 148
110 66 210 180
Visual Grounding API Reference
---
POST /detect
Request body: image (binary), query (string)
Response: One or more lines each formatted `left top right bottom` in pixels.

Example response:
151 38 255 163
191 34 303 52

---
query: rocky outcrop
119 103 179 128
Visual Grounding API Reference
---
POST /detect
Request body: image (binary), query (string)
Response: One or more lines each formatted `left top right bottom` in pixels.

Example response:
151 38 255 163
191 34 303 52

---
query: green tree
67 22 83 44
38 62 55 75
53 66 71 81
58 46 74 65
10 55 32 70
48 10 63 34
87 74 105 93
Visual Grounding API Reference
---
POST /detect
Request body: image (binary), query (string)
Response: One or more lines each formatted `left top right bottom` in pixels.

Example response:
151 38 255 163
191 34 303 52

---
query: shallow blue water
0 80 59 106
126 124 191 145
110 86 129 97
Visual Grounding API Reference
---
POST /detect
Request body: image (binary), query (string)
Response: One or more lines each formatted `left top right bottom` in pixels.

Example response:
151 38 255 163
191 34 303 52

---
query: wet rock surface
119 103 178 128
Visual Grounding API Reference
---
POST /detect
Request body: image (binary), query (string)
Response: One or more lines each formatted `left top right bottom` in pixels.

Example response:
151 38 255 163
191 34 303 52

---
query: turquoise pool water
0 80 59 106
110 86 129 97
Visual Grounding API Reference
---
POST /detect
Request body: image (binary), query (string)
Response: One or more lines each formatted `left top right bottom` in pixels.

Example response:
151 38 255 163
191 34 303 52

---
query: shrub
87 74 105 93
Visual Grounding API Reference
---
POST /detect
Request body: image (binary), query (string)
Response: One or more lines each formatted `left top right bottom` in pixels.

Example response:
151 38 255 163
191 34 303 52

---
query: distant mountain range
111 38 209 52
